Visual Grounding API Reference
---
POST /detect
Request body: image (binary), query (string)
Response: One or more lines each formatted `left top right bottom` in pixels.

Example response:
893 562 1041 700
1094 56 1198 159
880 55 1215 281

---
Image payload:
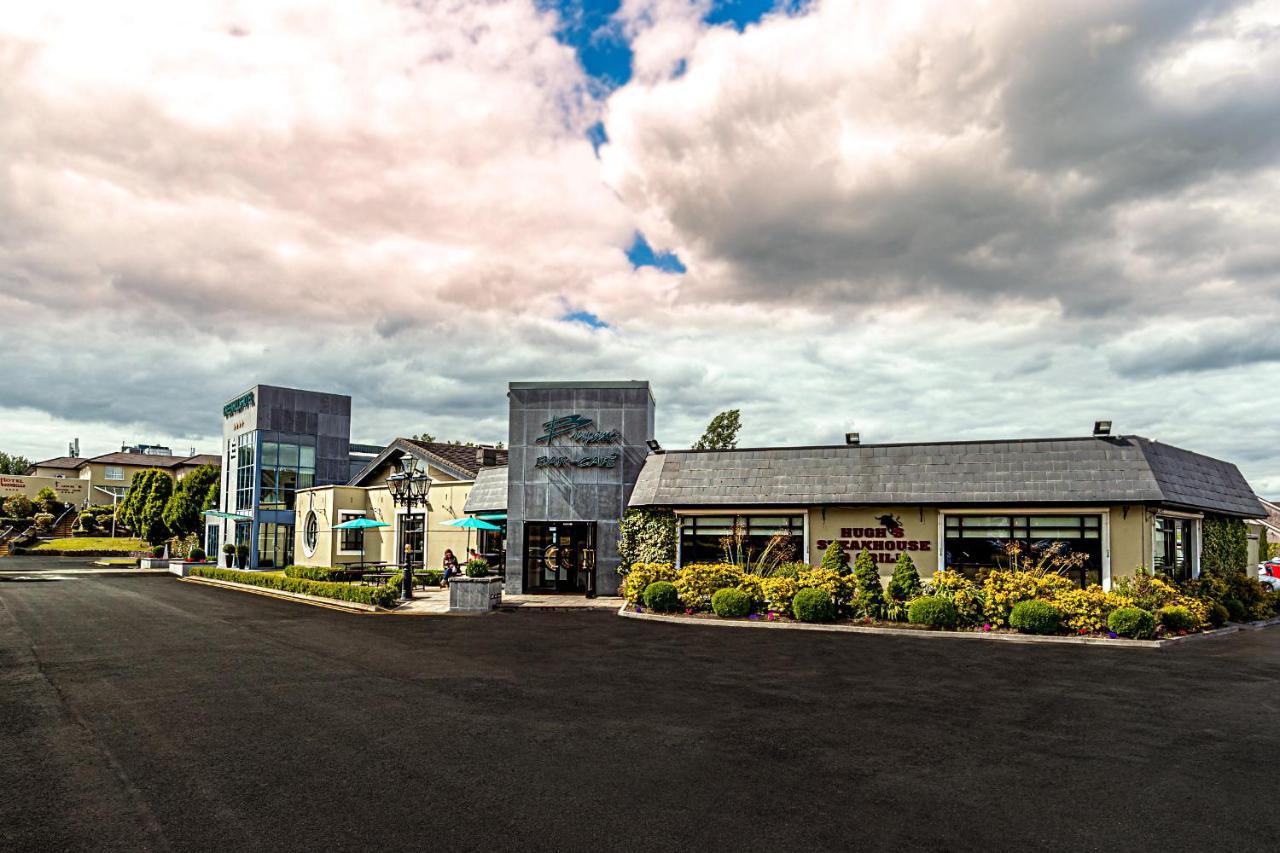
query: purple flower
748 613 760 620
635 605 644 613
1107 631 1118 639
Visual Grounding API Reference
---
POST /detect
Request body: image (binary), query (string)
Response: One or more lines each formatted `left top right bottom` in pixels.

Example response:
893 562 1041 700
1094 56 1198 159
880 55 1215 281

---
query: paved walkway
390 587 622 615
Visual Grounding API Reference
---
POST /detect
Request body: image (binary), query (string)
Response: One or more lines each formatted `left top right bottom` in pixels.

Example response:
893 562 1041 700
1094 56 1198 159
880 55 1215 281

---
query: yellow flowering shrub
1113 570 1210 627
1049 587 1131 633
797 568 848 605
735 573 764 604
925 570 986 626
982 569 1075 627
760 576 798 614
673 563 743 610
621 562 677 603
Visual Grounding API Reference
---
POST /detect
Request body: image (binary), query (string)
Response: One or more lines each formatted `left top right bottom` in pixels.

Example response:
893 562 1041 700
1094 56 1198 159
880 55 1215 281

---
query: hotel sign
534 413 621 468
223 391 255 419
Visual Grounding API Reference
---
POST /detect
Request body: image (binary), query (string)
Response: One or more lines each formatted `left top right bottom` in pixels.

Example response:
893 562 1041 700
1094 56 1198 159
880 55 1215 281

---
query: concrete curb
179 576 386 614
0 568 169 577
618 606 1256 649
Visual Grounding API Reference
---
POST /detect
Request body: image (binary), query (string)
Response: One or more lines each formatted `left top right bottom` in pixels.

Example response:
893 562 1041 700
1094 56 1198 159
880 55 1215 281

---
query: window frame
938 508 1112 590
104 466 124 481
337 510 367 555
674 509 809 568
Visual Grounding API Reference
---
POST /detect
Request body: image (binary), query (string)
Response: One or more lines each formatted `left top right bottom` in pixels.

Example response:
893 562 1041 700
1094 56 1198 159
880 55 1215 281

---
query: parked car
1259 559 1280 591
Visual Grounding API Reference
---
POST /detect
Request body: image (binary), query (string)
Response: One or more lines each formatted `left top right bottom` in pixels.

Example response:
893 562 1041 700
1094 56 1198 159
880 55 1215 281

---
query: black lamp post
386 455 432 602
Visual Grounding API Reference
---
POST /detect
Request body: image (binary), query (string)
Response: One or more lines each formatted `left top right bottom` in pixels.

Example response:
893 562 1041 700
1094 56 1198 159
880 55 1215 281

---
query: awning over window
203 510 252 521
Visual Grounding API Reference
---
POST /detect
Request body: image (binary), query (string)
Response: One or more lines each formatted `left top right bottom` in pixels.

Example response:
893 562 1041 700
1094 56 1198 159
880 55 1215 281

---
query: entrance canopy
204 510 253 521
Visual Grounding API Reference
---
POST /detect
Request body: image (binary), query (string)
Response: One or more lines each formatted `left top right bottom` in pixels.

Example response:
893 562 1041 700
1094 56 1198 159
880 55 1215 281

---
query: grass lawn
31 537 149 553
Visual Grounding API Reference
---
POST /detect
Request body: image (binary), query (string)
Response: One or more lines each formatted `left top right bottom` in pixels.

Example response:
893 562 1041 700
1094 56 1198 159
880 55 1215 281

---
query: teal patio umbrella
333 516 389 566
441 516 502 560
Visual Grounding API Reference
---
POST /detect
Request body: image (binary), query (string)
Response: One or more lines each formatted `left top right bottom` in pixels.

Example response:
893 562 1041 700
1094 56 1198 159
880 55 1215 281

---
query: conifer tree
819 540 851 575
851 549 886 618
887 552 923 602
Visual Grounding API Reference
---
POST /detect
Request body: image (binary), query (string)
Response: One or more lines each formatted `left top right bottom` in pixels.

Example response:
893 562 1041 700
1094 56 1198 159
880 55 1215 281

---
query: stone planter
449 576 503 612
139 558 169 569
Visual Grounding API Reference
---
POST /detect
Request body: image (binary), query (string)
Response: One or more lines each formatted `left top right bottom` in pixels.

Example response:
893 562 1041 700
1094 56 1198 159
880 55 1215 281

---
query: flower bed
188 566 402 608
619 558 1280 642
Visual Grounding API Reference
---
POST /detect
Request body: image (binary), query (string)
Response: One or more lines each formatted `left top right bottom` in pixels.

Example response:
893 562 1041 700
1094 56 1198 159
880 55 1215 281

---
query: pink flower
982 623 992 632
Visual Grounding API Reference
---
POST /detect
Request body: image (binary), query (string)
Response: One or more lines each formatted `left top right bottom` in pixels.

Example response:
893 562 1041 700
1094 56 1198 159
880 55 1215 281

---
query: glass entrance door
524 522 595 593
398 514 425 569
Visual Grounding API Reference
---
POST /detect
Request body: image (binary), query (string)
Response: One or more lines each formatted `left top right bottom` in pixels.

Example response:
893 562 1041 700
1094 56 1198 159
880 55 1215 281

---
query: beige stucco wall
294 480 478 570
808 506 941 583
0 474 89 506
802 503 1165 588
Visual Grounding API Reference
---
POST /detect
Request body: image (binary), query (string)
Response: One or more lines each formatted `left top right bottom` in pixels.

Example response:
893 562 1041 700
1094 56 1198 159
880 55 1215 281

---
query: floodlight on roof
845 432 860 446
1093 420 1112 437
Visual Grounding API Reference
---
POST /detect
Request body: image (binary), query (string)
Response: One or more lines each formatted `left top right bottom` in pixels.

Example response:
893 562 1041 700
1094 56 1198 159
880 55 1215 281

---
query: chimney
476 447 499 468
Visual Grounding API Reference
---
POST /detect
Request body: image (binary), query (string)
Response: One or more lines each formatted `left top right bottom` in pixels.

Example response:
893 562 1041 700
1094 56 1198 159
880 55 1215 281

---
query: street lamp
386 455 432 602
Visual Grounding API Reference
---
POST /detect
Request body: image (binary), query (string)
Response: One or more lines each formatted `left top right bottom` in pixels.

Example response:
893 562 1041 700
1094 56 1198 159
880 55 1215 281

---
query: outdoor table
364 571 395 586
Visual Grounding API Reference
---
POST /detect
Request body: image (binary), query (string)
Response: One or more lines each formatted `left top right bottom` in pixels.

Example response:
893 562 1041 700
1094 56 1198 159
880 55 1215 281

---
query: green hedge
189 566 400 608
284 564 347 582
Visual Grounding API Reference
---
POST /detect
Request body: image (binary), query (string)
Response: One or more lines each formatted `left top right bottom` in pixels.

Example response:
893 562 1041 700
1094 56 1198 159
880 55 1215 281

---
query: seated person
441 549 459 587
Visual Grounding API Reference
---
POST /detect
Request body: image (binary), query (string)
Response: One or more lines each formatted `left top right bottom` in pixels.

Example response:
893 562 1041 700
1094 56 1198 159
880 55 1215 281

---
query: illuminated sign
223 391 255 419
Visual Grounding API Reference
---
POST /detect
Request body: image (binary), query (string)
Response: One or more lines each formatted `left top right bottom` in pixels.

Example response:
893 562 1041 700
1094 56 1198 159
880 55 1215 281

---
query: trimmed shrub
673 563 742 610
792 587 835 622
819 541 850 575
464 559 490 578
187 548 206 562
925 569 986 626
1009 599 1062 635
849 550 886 618
188 566 401 608
887 552 923 602
643 581 681 612
3 495 34 519
33 512 55 533
620 563 677 604
75 511 99 533
1108 606 1156 640
1207 602 1230 628
760 575 798 614
151 545 165 558
711 587 751 618
285 564 347 582
1158 605 1197 633
907 595 958 630
1223 597 1246 622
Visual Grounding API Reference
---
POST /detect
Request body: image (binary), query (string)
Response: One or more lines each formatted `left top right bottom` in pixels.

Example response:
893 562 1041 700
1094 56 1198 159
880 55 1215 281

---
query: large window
256 522 293 568
105 466 124 481
235 433 255 512
679 514 805 566
944 514 1103 587
338 511 366 553
1154 516 1198 583
258 433 316 510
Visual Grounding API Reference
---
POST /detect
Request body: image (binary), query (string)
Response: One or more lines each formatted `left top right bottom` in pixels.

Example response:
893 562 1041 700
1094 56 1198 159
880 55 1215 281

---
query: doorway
524 521 595 593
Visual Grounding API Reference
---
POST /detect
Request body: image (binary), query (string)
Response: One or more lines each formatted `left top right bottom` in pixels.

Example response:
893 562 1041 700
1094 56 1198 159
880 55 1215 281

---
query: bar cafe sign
534 414 620 469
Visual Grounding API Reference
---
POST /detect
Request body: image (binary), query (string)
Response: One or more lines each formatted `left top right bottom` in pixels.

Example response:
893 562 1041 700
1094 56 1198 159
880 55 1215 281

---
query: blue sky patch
627 232 686 273
561 308 610 329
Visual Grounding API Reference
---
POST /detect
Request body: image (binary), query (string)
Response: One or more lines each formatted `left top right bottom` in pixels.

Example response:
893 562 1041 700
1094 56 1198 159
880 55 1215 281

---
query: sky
1 0 1278 495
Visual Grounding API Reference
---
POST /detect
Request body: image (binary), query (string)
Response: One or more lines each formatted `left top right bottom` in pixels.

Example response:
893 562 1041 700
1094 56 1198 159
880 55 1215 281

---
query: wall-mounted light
646 439 663 453
1093 420 1112 437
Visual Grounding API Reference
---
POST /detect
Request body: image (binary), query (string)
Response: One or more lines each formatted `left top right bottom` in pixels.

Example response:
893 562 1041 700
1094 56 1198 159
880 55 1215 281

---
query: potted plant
464 558 490 578
235 544 250 569
222 543 236 568
187 547 206 564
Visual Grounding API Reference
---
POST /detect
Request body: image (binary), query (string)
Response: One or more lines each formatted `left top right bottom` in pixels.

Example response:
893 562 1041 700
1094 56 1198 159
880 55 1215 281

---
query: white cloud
1 0 1278 498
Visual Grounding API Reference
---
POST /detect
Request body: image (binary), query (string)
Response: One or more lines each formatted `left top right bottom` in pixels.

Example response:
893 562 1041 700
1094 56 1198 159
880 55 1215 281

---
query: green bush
284 564 347 582
1158 605 1197 633
643 581 681 612
711 587 751 618
151 545 165 558
792 587 835 622
1108 606 1156 640
3 495 34 519
75 511 98 533
418 568 444 586
1223 597 1246 622
887 552 923 602
772 562 806 579
907 595 958 630
187 548 206 562
1009 599 1062 635
189 566 401 608
618 508 677 569
849 550 886 618
464 559 490 578
1207 602 1230 628
33 512 55 533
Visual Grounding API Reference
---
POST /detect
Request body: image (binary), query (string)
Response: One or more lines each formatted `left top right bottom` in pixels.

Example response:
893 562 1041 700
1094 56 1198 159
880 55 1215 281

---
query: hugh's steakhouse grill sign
815 517 932 565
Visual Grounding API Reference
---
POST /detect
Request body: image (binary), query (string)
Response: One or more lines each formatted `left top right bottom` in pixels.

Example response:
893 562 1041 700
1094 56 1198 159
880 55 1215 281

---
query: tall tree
163 465 221 537
119 469 174 544
0 451 32 475
692 409 742 451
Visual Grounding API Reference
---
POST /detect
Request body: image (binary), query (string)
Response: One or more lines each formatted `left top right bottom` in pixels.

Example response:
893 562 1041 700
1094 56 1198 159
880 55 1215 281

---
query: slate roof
463 466 508 513
628 435 1265 518
349 438 507 485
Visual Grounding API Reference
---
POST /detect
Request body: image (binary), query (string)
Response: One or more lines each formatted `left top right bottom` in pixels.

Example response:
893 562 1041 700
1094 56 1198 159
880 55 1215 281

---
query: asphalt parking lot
2 564 1279 852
